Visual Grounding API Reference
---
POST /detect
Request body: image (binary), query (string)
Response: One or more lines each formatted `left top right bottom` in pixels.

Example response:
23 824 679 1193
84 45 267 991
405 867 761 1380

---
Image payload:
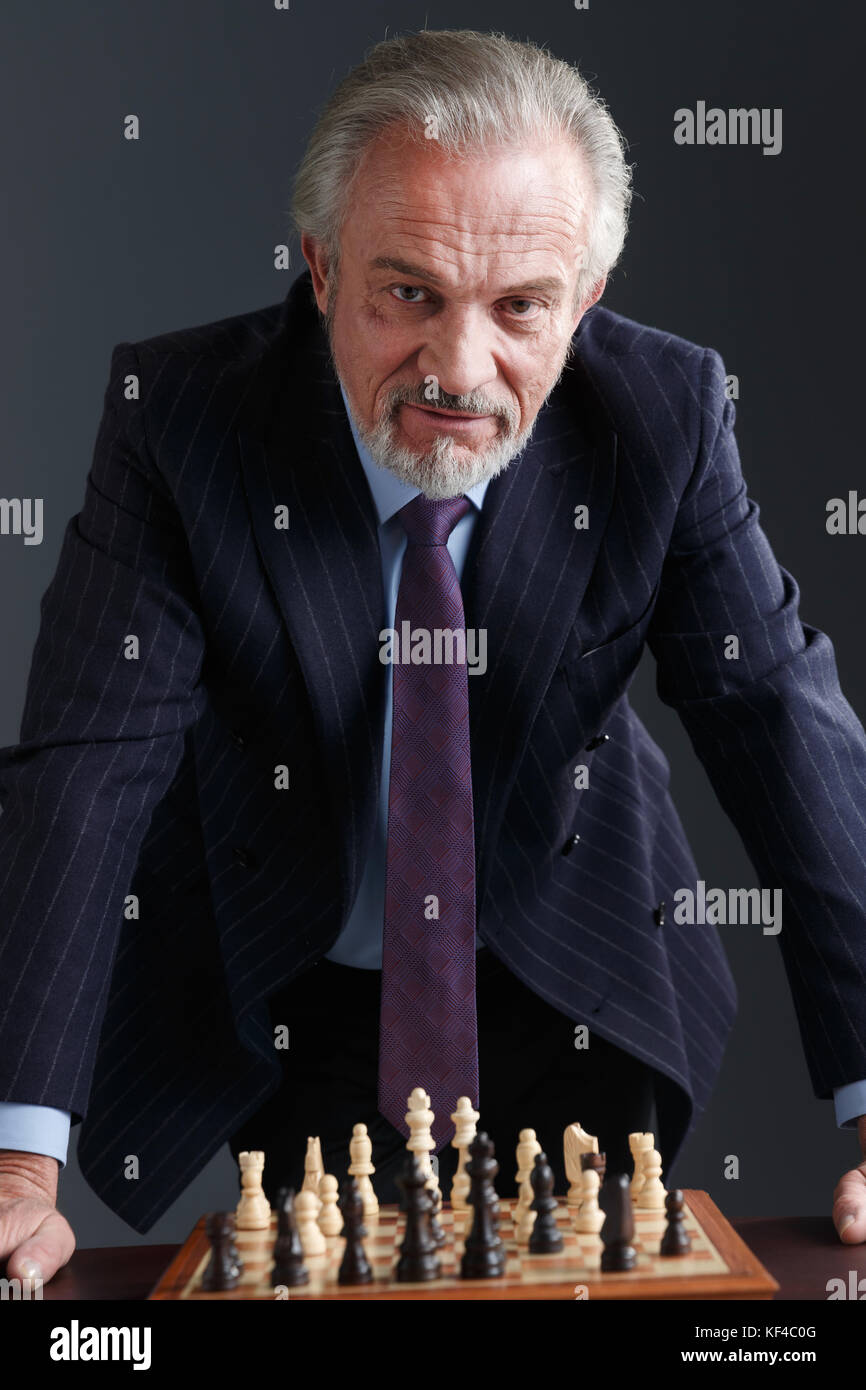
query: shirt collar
339 383 490 526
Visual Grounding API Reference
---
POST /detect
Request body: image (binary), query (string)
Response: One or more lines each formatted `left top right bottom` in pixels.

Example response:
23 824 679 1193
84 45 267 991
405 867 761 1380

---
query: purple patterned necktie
378 493 480 1150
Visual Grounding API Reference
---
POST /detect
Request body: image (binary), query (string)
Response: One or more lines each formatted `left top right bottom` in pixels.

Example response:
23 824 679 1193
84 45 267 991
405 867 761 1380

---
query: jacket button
653 901 666 926
561 833 581 856
233 846 255 869
585 733 611 751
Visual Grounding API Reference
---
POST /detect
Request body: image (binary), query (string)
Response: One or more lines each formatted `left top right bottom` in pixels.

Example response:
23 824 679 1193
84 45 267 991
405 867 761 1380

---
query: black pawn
338 1175 373 1285
395 1155 441 1282
599 1173 637 1272
201 1212 242 1291
660 1188 692 1256
271 1188 309 1288
528 1152 564 1253
460 1132 506 1280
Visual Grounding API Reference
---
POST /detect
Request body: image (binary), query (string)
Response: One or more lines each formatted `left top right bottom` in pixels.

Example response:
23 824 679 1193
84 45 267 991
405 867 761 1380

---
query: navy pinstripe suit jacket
2 268 865 1232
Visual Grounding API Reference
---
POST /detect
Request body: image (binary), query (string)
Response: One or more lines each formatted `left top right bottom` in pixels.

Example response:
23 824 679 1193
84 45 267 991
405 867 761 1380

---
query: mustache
384 382 519 426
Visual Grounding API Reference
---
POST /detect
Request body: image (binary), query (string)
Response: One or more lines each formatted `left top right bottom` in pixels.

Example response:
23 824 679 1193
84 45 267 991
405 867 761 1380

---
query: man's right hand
0 1150 74 1286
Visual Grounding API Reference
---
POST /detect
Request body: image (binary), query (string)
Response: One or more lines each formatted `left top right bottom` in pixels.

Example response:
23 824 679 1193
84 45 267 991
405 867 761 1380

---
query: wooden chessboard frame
149 1190 779 1301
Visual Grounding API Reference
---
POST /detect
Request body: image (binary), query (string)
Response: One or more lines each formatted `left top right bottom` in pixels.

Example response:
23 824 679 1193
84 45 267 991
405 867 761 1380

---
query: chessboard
149 1191 779 1301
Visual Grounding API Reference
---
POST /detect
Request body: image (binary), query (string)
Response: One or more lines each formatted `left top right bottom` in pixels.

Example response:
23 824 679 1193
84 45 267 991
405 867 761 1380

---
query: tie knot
397 494 472 546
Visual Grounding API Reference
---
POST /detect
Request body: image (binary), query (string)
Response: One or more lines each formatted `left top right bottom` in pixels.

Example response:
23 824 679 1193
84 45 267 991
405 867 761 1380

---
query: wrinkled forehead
344 129 591 279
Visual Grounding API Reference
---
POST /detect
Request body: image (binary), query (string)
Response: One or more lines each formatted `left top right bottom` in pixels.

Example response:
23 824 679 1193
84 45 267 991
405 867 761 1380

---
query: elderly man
1 29 865 1286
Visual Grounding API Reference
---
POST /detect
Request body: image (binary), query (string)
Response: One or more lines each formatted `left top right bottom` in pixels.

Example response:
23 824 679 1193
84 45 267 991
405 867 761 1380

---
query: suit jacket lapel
237 293 385 922
461 357 617 899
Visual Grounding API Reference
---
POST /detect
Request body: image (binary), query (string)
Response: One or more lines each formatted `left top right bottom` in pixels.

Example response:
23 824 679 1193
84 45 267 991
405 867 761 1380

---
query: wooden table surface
33 1215 866 1301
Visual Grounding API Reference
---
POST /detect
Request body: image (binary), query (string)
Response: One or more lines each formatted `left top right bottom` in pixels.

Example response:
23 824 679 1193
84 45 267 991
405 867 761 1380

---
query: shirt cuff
833 1081 866 1129
0 1103 71 1168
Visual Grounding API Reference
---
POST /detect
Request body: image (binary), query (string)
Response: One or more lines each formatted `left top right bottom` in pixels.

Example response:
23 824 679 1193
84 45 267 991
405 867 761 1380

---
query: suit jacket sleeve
647 346 866 1100
0 342 206 1122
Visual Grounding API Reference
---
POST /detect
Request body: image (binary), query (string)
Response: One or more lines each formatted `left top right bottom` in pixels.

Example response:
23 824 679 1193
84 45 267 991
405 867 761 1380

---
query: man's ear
573 274 607 330
301 234 331 316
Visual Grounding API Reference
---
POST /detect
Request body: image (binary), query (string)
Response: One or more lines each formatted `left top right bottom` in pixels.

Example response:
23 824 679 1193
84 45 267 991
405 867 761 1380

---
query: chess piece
395 1155 441 1282
202 1212 242 1291
235 1150 271 1230
302 1136 324 1195
317 1174 343 1235
575 1167 606 1235
599 1173 637 1271
337 1176 373 1285
405 1089 446 1247
528 1152 564 1253
460 1132 506 1279
296 1189 327 1254
580 1150 606 1186
349 1122 379 1217
636 1149 667 1210
270 1188 309 1288
514 1128 541 1243
660 1189 692 1256
564 1122 599 1209
450 1096 479 1211
629 1132 653 1202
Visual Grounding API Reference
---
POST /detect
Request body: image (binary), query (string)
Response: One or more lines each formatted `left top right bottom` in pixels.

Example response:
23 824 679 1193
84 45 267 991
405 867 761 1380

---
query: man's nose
416 308 498 400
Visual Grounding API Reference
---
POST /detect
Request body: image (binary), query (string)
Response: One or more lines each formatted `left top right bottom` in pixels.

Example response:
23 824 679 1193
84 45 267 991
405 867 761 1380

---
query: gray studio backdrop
1 0 863 1248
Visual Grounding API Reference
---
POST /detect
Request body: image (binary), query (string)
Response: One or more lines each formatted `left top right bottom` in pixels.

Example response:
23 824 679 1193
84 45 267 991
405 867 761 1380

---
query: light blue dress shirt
1 386 864 1166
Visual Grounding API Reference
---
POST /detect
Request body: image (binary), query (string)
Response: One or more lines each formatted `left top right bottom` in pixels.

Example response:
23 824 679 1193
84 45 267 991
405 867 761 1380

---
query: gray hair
290 29 633 310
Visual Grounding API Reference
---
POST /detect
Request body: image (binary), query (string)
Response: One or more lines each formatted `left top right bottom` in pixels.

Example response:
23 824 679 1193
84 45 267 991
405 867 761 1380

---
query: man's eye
391 285 428 303
505 298 539 317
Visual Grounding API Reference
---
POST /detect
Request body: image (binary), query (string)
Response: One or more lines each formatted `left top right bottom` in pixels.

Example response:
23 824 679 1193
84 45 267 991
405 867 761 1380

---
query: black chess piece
660 1188 692 1256
338 1175 373 1285
270 1188 309 1288
395 1155 441 1282
580 1150 607 1187
428 1177 447 1248
599 1173 637 1272
528 1152 564 1253
201 1212 242 1291
226 1212 244 1276
460 1132 506 1279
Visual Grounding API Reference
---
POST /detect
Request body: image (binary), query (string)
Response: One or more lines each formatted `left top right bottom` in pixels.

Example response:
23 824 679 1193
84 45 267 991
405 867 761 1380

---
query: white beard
351 402 536 500
333 343 574 502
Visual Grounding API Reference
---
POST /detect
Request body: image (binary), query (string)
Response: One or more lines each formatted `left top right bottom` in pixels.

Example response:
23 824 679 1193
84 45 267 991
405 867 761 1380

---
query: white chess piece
636 1149 667 1210
514 1129 541 1242
449 1097 479 1211
575 1167 606 1234
564 1123 599 1209
405 1087 441 1211
349 1123 379 1216
317 1174 343 1236
630 1133 654 1202
235 1150 271 1230
296 1189 327 1253
302 1136 324 1194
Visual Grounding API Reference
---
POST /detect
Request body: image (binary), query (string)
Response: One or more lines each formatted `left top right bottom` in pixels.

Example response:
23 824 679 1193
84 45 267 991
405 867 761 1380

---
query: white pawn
450 1097 479 1211
575 1168 605 1235
514 1128 541 1242
317 1174 343 1236
636 1149 667 1210
235 1149 271 1230
296 1189 327 1254
348 1122 379 1217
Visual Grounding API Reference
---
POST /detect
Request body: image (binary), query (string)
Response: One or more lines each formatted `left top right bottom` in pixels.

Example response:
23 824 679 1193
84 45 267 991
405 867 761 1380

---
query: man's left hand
833 1116 866 1242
